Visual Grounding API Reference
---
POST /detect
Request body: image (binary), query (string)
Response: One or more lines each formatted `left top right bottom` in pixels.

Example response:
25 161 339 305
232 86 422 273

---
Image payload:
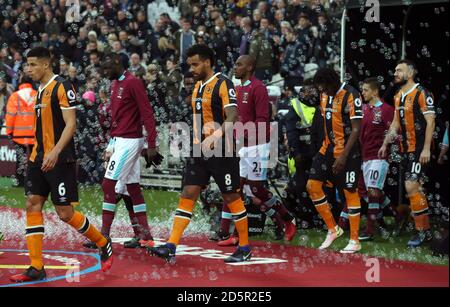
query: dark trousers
284 157 320 228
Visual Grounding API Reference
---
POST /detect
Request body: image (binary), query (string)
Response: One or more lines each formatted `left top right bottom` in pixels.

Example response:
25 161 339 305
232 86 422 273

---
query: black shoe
148 244 176 263
82 241 98 249
100 236 113 272
378 225 390 240
392 214 409 237
124 237 143 248
359 231 374 242
407 230 433 248
224 246 252 263
10 266 46 282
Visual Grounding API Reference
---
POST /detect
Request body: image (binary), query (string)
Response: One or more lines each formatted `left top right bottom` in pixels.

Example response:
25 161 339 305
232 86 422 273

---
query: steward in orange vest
5 82 36 145
5 77 36 187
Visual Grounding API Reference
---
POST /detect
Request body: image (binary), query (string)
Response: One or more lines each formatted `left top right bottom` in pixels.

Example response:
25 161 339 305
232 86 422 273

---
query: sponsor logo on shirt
117 87 124 99
242 92 249 103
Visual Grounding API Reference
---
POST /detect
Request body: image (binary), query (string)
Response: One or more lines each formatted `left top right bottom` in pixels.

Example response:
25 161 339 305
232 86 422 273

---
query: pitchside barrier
0 135 16 177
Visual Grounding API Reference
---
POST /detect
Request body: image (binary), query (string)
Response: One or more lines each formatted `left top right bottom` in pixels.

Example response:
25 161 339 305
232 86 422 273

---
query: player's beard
395 76 407 86
196 70 207 82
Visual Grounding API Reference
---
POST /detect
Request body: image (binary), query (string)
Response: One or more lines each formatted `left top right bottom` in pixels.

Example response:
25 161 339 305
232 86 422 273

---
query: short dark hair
90 50 100 58
102 52 122 67
318 12 328 20
363 77 381 92
299 13 310 20
186 44 215 67
397 59 417 75
26 47 51 59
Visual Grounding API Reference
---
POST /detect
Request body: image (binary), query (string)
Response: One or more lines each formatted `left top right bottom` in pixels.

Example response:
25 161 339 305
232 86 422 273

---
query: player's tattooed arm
202 105 237 151
420 113 435 164
379 110 400 159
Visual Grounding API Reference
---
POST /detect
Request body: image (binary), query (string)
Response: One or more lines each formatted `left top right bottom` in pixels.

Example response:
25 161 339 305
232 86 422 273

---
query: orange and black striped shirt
30 75 78 164
319 82 363 158
191 73 237 144
394 83 434 153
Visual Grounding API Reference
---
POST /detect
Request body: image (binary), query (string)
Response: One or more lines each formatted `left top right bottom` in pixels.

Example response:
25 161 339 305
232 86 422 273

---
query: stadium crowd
1 0 344 183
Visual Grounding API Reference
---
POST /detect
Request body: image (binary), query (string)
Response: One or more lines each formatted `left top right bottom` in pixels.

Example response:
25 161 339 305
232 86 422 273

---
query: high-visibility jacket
5 83 36 145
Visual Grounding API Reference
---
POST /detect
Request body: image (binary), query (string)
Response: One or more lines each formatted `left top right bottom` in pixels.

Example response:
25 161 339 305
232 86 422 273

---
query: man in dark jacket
280 27 306 90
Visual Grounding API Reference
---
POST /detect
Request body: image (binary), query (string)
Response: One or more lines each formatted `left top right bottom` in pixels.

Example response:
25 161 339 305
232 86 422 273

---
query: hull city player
10 47 113 283
306 68 364 254
149 44 252 263
379 59 436 248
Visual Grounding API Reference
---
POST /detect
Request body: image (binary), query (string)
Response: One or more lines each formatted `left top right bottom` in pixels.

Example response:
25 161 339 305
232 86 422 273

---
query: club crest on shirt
372 108 382 124
206 86 212 94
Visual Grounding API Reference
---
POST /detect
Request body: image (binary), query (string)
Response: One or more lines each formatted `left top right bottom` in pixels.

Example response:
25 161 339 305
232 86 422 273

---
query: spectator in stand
280 27 305 90
175 18 196 74
159 57 182 103
239 17 253 56
296 13 312 44
129 53 146 79
249 28 274 83
68 65 85 91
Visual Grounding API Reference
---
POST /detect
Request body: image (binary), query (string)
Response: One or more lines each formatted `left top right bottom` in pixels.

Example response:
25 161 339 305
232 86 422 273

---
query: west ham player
99 53 160 247
379 59 435 247
149 44 251 263
358 77 394 241
233 55 296 242
306 68 363 253
10 47 112 283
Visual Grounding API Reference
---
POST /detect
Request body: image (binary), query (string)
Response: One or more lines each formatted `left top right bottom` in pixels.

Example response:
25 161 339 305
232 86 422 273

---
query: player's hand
378 145 388 159
419 148 431 164
202 134 220 153
332 155 346 175
437 151 446 165
144 148 164 168
41 148 60 172
147 147 158 160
